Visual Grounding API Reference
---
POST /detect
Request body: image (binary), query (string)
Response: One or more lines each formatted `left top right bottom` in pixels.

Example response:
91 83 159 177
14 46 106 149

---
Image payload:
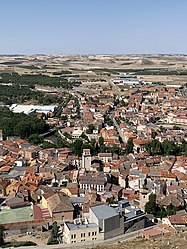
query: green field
0 206 34 224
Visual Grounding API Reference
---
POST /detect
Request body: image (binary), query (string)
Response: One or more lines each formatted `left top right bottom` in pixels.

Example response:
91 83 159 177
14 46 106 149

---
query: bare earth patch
7 231 50 246
87 231 187 249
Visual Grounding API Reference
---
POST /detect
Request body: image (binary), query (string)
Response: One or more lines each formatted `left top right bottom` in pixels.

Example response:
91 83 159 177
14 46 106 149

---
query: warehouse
9 104 57 115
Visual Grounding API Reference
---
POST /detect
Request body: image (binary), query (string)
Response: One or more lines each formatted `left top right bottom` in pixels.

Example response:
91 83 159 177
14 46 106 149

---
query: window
88 232 90 236
95 231 97 236
74 234 76 239
71 235 73 239
92 232 94 236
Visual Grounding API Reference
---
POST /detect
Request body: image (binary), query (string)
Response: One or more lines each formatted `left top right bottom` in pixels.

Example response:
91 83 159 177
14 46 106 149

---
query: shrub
47 236 58 245
2 241 37 248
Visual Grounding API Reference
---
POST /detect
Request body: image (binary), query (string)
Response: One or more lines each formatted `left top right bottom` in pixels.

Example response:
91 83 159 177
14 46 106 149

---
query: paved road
112 116 126 144
108 79 122 97
39 128 56 137
109 112 126 144
70 90 83 112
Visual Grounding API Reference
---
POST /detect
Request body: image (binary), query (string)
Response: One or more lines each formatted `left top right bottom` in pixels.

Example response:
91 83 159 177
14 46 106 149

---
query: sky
0 0 187 54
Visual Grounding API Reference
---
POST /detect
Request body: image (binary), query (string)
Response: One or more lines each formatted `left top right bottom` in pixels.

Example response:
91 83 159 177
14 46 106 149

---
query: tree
162 181 167 196
52 182 59 187
90 139 96 147
94 142 99 155
47 222 59 245
56 137 70 148
28 134 43 145
98 136 104 146
111 144 120 156
71 139 83 156
106 197 117 205
86 124 94 134
179 140 187 156
125 139 134 155
14 121 31 138
104 115 113 126
145 193 168 218
173 125 180 130
42 141 56 149
144 139 187 157
159 126 165 132
52 221 59 239
167 204 176 216
110 174 119 185
0 107 48 138
63 132 72 139
0 225 4 246
162 140 176 155
99 144 107 153
80 133 89 141
81 143 93 155
145 139 163 156
60 115 68 120
145 193 158 215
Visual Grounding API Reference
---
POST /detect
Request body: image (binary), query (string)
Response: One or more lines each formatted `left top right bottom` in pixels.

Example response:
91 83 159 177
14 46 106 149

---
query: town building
89 204 124 240
82 149 91 171
63 218 102 244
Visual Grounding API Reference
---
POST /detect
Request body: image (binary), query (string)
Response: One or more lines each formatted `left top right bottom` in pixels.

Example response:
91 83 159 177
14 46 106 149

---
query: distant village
0 64 187 246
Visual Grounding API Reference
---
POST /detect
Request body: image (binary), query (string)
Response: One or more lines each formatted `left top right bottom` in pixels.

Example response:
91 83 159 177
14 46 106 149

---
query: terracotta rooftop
47 192 74 213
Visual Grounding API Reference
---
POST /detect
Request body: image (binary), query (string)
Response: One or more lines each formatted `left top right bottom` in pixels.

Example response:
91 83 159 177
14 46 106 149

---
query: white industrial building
113 78 141 86
9 104 57 115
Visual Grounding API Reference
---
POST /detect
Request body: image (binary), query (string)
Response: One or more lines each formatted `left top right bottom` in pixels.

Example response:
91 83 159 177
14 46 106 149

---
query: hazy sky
1 0 187 54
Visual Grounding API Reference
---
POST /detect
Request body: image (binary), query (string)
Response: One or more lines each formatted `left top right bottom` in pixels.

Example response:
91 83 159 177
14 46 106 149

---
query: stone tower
82 149 91 171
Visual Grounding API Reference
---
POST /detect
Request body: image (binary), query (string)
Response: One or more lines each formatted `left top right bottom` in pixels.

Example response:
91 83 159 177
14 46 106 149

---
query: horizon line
0 53 187 56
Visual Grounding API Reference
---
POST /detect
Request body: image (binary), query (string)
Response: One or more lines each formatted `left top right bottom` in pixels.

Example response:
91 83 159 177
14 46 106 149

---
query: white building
72 129 83 139
63 218 102 244
79 173 105 193
113 78 141 86
9 104 57 115
98 153 112 163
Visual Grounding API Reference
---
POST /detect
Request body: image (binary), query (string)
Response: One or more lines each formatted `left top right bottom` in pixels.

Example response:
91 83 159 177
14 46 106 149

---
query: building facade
63 218 102 244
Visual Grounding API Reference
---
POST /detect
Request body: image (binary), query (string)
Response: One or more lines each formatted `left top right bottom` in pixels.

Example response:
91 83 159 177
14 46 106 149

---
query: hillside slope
87 230 187 249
